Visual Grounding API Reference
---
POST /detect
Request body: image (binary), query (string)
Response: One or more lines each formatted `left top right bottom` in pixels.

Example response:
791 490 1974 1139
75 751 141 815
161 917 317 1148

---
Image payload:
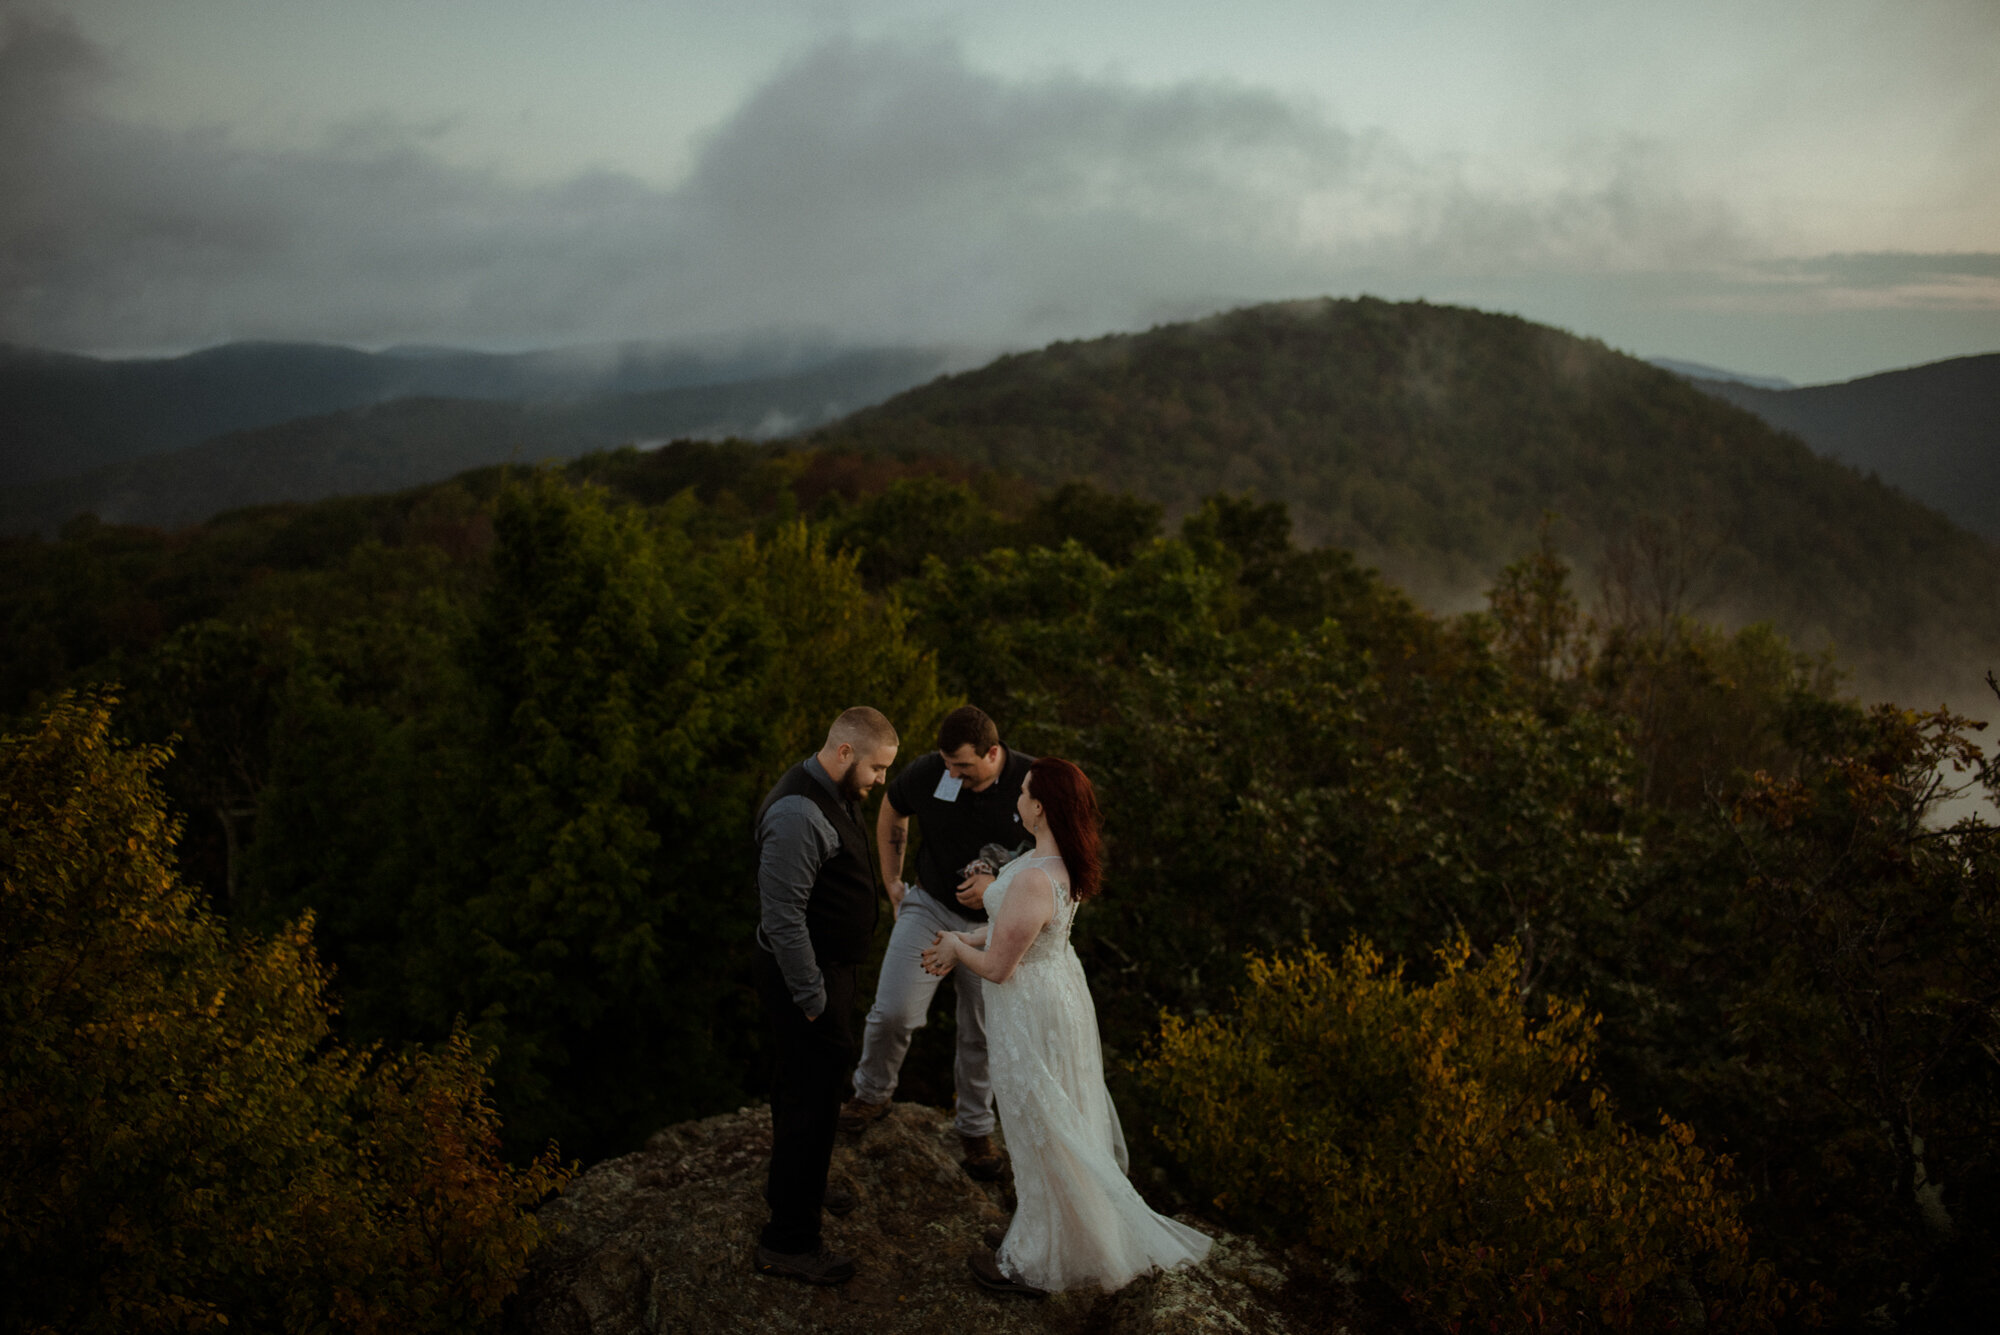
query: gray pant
850 886 994 1137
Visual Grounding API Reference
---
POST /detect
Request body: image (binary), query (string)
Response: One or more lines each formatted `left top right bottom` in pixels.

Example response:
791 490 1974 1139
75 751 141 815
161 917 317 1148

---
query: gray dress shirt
754 754 850 1018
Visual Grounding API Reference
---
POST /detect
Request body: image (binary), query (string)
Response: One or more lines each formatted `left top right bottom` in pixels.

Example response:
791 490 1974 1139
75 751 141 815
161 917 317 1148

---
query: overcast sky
4 0 1996 382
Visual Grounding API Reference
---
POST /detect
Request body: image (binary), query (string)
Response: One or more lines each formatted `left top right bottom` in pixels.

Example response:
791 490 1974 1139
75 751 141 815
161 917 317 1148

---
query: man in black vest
751 706 899 1286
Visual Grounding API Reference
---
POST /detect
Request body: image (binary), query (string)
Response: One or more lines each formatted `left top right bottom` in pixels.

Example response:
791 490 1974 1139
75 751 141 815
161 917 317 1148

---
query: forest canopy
1 438 1995 1331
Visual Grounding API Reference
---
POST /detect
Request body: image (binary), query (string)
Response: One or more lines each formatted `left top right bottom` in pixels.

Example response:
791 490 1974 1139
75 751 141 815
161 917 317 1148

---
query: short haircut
937 704 999 757
826 706 899 753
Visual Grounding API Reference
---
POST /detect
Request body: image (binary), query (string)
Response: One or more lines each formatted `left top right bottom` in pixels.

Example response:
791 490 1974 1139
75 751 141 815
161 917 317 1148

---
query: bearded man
750 706 899 1286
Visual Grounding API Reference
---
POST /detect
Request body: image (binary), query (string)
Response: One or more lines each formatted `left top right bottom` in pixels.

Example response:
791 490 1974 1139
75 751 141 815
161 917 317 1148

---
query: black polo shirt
885 746 1036 924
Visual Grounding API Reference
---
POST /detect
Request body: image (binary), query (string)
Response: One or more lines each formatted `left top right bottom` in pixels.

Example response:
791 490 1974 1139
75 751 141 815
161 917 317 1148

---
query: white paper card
933 773 964 801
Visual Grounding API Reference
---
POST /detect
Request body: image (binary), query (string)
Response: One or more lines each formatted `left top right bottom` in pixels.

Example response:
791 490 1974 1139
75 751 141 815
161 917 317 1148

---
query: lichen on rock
506 1102 1335 1335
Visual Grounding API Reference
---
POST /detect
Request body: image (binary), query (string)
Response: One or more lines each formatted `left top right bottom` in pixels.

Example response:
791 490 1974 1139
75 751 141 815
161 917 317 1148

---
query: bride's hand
919 930 957 976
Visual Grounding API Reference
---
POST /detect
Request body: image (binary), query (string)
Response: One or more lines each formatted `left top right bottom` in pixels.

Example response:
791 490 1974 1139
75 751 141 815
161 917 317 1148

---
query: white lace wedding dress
984 853 1212 1291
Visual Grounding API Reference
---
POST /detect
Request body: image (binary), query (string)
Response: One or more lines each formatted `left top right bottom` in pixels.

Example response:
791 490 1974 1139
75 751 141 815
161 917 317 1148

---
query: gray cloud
1 17 1993 363
1765 252 2000 298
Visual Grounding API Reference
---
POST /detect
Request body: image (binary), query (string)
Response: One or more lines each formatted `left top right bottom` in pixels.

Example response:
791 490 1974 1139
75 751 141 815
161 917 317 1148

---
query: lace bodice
985 853 1075 968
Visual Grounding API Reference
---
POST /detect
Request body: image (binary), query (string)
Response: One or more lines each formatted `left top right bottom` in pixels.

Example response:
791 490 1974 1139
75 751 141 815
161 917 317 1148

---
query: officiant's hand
955 871 995 910
920 931 957 976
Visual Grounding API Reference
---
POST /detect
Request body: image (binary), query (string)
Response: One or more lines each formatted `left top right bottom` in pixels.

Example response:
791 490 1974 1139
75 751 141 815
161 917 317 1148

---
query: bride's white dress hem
985 854 1212 1293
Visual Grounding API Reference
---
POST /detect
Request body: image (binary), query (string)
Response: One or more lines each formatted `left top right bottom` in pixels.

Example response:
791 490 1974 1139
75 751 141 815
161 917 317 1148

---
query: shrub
1143 937 1791 1332
0 691 568 1334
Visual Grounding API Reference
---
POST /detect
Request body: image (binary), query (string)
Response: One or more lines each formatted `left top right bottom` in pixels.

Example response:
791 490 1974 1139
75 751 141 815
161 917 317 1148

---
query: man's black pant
755 949 857 1255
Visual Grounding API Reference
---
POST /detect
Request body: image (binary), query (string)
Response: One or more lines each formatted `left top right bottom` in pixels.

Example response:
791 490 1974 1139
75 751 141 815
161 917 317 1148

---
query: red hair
1027 757 1103 901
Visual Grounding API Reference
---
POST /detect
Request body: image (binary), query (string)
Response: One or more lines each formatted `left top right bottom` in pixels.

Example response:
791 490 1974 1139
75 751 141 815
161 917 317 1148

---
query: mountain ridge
0 351 951 535
1679 352 2000 540
0 337 960 486
808 297 2000 701
1646 357 1793 390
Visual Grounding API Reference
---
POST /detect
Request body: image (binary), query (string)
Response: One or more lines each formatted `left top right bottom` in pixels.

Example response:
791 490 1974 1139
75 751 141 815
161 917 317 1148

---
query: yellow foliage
0 692 570 1333
1143 937 1791 1332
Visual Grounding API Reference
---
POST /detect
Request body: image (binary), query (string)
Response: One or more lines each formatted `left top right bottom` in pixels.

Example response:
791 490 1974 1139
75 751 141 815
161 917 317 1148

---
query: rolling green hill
812 297 2000 699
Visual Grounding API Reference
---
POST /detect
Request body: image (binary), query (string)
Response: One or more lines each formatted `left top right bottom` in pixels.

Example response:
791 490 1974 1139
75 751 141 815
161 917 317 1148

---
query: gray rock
507 1102 1336 1335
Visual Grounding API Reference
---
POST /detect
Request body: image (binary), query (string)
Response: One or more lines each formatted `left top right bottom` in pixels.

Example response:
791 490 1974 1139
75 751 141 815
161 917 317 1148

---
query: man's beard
837 767 869 804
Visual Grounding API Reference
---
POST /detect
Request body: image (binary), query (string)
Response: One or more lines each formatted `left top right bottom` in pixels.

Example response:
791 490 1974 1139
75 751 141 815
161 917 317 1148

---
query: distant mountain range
3 304 1996 703
0 337 957 487
0 349 950 534
1670 354 2000 541
1646 358 1794 391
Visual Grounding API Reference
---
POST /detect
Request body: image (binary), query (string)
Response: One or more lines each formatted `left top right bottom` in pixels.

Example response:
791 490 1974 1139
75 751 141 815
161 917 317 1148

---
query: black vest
754 761 879 965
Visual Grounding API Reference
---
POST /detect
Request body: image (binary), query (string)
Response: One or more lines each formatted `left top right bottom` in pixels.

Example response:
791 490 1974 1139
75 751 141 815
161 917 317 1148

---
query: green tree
412 478 944 1157
819 475 1004 586
0 691 566 1334
1665 706 2000 1325
1486 515 1589 698
1014 480 1163 566
900 518 1636 1035
1145 937 1790 1333
120 618 291 908
242 540 478 1044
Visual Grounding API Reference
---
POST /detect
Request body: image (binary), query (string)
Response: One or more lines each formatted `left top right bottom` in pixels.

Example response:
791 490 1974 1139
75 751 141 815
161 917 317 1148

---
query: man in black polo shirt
839 705 1033 1180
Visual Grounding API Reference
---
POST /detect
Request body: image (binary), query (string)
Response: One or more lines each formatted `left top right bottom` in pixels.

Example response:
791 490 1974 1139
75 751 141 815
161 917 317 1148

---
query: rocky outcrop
507 1102 1354 1334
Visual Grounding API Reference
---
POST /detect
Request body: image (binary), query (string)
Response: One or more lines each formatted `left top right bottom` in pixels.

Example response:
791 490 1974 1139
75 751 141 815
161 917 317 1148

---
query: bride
919 757 1211 1297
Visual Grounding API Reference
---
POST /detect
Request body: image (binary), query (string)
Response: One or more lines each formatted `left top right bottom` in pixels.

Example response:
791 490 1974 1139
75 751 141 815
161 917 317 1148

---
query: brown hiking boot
837 1097 890 1134
754 1244 856 1286
960 1133 1007 1182
968 1250 1046 1299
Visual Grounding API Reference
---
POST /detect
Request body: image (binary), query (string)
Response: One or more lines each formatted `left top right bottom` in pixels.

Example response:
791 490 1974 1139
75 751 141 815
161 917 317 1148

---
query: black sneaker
753 1244 856 1286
